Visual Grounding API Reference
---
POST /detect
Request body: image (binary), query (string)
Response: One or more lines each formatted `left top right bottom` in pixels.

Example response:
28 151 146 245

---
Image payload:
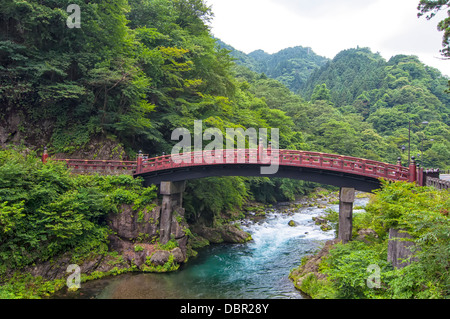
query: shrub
0 148 157 275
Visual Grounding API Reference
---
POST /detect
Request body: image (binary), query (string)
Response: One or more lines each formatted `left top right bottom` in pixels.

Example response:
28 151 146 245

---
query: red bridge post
136 150 143 174
409 156 417 183
42 147 49 164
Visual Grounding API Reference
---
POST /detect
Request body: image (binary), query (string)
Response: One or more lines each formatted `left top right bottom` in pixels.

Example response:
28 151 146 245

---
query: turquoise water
54 198 368 299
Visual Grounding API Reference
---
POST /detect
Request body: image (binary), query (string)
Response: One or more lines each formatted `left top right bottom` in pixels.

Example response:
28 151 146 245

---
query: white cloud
206 0 450 76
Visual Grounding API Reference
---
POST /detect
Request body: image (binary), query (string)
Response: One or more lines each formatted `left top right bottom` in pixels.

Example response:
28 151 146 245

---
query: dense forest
0 0 449 299
223 45 450 170
2 0 449 209
217 40 329 92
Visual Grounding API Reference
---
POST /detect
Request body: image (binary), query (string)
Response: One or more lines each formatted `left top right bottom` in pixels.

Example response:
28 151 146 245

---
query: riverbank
0 183 372 299
50 189 343 299
0 202 254 299
289 181 450 299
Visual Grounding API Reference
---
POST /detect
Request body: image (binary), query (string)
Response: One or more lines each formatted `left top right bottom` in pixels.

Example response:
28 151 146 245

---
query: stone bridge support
159 181 186 245
338 187 355 244
388 229 418 269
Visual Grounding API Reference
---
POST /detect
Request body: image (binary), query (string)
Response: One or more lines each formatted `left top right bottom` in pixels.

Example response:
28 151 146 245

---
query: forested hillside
223 44 450 170
0 0 315 224
217 40 328 93
1 0 450 300
300 48 450 169
0 0 450 218
1 0 449 219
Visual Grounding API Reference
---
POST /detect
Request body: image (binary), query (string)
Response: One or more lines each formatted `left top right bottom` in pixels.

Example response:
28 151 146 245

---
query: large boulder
356 229 379 243
191 224 252 244
290 239 340 292
107 204 160 241
171 247 186 264
150 251 171 266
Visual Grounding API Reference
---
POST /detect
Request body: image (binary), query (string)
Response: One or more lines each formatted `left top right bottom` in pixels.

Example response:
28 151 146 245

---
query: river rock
356 229 379 243
191 224 252 244
23 252 129 282
171 247 186 264
288 220 297 227
150 251 171 266
108 204 160 240
290 239 340 293
220 224 253 243
313 217 327 225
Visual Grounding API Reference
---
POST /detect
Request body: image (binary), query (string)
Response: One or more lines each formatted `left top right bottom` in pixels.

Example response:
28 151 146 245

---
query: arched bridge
135 149 412 193
45 148 447 245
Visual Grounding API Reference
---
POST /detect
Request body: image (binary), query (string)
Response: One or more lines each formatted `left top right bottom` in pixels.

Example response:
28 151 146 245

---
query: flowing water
53 197 369 299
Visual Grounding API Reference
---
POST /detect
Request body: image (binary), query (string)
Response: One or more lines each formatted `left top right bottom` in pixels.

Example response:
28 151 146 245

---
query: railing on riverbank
50 158 137 175
426 177 450 190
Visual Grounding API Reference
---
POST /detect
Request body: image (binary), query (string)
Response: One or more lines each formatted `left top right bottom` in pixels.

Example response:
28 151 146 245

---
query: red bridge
135 149 414 192
43 148 447 245
44 149 428 193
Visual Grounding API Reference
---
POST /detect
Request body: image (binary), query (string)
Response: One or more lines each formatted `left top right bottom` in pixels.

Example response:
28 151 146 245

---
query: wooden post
42 147 49 164
258 137 263 162
136 150 143 174
409 156 417 183
338 187 355 244
418 167 424 186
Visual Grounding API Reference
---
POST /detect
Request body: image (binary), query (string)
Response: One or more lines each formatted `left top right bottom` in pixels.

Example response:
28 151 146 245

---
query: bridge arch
135 150 410 193
138 163 381 193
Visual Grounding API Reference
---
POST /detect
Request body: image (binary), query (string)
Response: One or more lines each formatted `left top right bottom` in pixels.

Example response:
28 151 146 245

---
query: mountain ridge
216 40 329 93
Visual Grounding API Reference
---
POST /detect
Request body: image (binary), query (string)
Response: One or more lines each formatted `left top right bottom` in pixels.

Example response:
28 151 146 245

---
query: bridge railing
138 149 410 182
52 158 137 172
279 151 410 181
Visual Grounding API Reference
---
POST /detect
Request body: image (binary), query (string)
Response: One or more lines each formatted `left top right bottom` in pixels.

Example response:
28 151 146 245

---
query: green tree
418 0 450 57
311 84 332 103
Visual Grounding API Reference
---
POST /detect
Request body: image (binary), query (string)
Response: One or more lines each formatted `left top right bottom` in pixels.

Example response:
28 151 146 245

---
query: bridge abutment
338 187 355 244
160 181 186 245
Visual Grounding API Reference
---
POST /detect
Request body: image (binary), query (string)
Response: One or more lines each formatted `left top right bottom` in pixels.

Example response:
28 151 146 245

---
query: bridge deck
45 149 450 191
137 150 410 182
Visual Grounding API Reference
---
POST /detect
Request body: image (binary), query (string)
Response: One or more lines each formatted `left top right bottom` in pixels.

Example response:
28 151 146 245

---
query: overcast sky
205 0 450 76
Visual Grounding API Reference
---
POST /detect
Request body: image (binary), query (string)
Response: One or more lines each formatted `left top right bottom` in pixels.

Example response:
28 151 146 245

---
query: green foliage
157 238 179 251
219 42 328 92
311 84 332 103
184 177 249 223
304 181 449 299
0 148 157 275
297 48 450 168
0 273 66 299
418 0 450 57
296 273 337 299
366 180 450 298
134 245 144 252
322 241 392 299
144 253 180 273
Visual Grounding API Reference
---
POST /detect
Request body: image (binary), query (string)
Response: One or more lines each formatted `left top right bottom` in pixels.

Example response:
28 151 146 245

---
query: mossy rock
189 235 210 249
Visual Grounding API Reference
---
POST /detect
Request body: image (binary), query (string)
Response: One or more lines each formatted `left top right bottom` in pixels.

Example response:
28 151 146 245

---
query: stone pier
159 181 186 245
338 187 355 244
388 228 418 269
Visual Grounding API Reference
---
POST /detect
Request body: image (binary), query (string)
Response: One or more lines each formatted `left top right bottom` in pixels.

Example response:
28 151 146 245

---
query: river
53 195 369 299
